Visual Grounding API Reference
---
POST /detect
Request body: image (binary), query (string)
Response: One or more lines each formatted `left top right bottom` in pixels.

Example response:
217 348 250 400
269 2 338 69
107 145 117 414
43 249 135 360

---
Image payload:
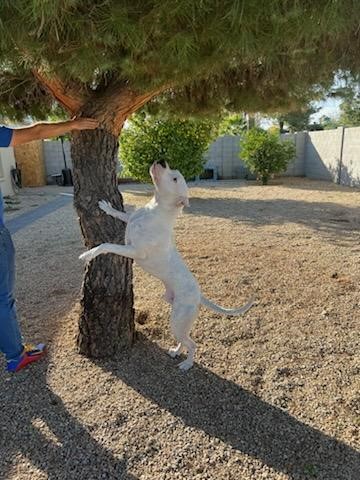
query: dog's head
149 161 189 208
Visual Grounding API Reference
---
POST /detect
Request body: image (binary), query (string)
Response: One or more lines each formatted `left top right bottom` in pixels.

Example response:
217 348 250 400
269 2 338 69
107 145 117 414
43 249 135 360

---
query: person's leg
0 226 46 372
0 227 23 360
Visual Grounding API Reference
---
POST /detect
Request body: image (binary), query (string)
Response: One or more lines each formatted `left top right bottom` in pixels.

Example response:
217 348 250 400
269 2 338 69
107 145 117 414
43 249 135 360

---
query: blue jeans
0 226 23 361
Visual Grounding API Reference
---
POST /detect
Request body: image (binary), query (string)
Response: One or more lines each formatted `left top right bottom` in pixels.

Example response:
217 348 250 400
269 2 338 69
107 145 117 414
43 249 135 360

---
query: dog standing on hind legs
79 161 254 371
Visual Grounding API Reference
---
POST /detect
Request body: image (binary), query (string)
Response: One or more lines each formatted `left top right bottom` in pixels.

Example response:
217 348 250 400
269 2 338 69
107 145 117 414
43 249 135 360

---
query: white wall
0 147 16 196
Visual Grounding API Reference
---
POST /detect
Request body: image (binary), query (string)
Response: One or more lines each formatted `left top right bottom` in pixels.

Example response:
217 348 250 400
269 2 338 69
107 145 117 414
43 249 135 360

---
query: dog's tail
200 295 254 317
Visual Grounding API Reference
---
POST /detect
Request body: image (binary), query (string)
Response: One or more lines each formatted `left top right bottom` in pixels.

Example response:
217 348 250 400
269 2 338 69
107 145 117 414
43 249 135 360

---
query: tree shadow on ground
186 197 360 246
98 335 360 480
0 360 137 480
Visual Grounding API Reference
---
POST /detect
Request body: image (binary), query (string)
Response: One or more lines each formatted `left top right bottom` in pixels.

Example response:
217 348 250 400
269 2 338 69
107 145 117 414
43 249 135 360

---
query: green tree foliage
218 113 247 136
267 125 281 135
319 115 340 130
325 74 360 127
120 115 215 181
339 97 360 126
277 106 318 132
241 128 295 185
1 1 360 122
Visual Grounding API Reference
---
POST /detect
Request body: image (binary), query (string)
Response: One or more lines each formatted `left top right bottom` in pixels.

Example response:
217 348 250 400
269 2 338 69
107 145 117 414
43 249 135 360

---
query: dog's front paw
98 200 113 215
79 250 94 262
79 246 101 262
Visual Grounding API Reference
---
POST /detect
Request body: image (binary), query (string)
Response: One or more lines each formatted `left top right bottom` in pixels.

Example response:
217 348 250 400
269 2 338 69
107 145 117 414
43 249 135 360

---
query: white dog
79 161 254 371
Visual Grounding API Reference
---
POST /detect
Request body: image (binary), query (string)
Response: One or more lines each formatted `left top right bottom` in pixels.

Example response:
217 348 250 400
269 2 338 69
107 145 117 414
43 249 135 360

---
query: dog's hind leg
170 303 198 371
167 342 182 358
177 336 196 371
163 284 175 305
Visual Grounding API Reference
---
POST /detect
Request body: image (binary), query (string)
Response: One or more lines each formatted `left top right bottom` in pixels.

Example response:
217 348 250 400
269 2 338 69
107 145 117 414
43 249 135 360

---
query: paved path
6 194 73 234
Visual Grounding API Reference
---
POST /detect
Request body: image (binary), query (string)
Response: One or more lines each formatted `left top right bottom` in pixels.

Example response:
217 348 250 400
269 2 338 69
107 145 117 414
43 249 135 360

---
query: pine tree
277 106 319 133
1 1 360 357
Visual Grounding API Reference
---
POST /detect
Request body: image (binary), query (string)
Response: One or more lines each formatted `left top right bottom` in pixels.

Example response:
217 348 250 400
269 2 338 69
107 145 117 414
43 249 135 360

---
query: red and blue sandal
6 343 46 372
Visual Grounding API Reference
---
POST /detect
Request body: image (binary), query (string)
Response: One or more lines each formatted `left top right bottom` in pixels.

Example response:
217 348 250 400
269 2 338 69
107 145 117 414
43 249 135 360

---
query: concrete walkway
6 194 73 234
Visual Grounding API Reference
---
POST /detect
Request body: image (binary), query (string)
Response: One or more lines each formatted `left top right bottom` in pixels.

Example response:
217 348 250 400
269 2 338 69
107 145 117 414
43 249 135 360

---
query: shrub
120 115 215 181
240 128 296 185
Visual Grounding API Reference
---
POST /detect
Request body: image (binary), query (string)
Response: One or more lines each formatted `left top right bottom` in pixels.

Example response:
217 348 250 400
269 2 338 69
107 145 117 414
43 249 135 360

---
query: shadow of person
0 359 137 480
98 334 360 480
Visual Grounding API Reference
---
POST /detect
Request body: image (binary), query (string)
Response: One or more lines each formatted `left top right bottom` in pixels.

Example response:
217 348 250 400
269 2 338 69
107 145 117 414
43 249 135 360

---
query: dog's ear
165 161 170 170
149 162 159 187
149 162 155 176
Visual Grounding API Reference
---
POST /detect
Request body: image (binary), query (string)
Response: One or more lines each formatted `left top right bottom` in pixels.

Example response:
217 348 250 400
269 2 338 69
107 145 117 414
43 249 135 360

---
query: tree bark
69 86 168 357
71 128 135 357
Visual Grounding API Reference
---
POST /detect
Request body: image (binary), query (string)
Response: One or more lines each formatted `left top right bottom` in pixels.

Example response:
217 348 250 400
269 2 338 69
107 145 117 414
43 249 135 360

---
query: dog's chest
126 210 173 250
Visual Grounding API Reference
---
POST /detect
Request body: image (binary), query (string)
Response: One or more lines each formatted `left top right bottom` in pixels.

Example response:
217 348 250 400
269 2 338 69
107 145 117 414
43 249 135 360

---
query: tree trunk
245 112 255 130
71 128 135 357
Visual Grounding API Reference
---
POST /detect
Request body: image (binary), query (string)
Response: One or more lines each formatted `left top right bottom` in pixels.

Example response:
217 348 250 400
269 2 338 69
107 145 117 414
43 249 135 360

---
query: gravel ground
0 178 359 480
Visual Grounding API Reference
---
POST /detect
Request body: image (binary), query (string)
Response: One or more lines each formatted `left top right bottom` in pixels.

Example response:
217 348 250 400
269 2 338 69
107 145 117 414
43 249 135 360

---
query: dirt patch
0 178 359 479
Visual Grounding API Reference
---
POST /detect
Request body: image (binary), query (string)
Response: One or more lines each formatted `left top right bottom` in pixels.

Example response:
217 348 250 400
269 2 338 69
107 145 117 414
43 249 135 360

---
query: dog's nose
156 160 167 168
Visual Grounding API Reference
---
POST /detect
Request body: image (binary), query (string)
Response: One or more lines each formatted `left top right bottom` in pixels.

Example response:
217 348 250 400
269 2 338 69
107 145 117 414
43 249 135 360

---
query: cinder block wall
304 128 344 182
204 135 251 179
43 140 72 183
204 133 306 179
340 127 360 187
280 132 306 177
42 128 360 188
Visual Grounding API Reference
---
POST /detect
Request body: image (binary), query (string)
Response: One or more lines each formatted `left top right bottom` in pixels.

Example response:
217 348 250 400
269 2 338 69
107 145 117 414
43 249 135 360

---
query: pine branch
32 69 85 114
76 80 172 134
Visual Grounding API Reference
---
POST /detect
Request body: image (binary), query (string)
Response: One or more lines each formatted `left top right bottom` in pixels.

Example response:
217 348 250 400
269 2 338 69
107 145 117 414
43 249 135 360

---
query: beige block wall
305 128 343 182
341 127 360 187
14 140 46 187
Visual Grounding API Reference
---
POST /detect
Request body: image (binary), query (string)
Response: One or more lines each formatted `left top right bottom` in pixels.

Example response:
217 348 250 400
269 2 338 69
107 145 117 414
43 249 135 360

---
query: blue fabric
0 226 23 361
0 191 4 228
0 126 13 148
0 127 14 227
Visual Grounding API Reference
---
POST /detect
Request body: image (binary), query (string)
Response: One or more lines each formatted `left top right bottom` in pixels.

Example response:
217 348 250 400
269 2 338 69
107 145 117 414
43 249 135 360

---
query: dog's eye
173 177 177 183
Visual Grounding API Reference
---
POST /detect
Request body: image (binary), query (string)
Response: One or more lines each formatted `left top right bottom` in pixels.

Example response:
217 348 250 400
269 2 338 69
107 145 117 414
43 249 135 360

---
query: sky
261 95 342 129
311 97 342 122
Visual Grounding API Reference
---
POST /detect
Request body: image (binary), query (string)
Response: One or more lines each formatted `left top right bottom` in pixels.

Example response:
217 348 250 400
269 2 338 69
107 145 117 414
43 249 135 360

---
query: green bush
120 115 215 181
240 128 296 185
218 113 247 136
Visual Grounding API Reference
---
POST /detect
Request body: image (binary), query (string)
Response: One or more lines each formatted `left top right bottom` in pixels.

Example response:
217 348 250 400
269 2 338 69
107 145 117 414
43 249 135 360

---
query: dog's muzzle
177 196 189 208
